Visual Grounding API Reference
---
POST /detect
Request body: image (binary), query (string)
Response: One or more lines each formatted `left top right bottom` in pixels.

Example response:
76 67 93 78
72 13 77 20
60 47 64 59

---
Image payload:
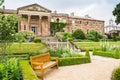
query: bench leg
56 64 58 69
41 71 44 80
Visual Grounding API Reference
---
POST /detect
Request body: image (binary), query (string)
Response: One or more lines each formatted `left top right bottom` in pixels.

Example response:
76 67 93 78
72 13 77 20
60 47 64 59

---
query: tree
0 0 4 6
50 19 67 35
72 29 86 39
86 30 103 41
113 3 120 25
0 14 19 59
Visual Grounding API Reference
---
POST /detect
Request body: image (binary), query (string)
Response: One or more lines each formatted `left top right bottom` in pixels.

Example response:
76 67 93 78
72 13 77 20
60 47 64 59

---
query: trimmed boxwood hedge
93 49 120 59
19 60 39 80
58 56 90 66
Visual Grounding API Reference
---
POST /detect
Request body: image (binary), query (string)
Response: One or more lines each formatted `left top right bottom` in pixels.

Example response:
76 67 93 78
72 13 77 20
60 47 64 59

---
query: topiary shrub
72 29 86 39
85 50 91 62
113 48 120 59
33 37 41 43
112 66 120 80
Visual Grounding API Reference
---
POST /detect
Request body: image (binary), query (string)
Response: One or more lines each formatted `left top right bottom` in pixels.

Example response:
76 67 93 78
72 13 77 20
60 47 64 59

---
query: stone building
0 3 104 36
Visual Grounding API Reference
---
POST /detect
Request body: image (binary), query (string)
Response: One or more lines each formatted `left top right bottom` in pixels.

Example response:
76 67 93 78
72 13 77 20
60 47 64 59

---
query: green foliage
58 56 89 66
112 66 120 80
0 0 4 6
33 37 41 43
20 60 39 80
49 48 83 58
0 14 20 58
0 58 22 80
113 3 120 25
72 29 86 39
27 51 45 59
93 51 114 58
112 33 117 41
86 30 103 41
113 48 120 59
15 31 35 42
85 50 91 62
55 32 73 42
50 22 67 35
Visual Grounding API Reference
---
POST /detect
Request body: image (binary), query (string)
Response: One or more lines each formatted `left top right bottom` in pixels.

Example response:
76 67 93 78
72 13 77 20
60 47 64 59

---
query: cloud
79 4 97 15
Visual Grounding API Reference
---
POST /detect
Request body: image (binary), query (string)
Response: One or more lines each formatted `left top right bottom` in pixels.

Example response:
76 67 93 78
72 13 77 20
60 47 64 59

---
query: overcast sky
1 0 120 26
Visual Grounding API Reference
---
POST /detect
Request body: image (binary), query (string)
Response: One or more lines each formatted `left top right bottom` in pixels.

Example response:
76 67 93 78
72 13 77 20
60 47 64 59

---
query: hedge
93 50 120 59
58 56 90 66
112 66 120 80
19 60 39 80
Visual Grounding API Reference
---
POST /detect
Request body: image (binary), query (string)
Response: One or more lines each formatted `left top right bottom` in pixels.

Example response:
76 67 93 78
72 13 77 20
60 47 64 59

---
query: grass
74 41 120 51
0 42 49 55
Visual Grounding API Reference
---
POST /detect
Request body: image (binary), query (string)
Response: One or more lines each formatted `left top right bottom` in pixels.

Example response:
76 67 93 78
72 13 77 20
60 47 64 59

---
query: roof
51 13 69 17
0 9 17 14
69 16 104 22
17 3 51 12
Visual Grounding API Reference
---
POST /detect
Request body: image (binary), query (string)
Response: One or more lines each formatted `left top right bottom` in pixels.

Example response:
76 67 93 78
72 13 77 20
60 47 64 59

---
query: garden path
43 54 120 80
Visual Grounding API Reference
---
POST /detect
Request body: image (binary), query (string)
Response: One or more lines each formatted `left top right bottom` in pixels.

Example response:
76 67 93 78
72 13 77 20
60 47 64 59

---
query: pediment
18 3 51 13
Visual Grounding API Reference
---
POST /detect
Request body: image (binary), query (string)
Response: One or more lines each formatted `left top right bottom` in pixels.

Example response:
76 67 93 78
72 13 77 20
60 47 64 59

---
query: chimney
70 12 74 16
2 5 5 14
54 10 57 14
85 14 91 18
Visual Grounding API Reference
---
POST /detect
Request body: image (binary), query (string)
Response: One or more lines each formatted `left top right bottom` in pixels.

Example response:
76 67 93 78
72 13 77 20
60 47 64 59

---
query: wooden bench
30 53 58 80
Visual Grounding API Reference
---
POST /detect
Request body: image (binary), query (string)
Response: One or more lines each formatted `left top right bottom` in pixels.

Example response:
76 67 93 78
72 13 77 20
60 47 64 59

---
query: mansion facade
1 3 104 36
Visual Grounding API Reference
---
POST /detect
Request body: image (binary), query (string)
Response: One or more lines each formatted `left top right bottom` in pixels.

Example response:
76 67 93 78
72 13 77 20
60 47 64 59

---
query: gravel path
43 55 120 80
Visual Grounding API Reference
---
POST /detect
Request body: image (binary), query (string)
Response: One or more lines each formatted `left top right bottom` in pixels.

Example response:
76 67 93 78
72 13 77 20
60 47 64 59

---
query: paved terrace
40 55 120 80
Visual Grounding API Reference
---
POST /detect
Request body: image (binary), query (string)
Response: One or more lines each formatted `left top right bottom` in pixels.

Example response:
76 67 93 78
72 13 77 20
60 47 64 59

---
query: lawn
0 42 49 55
74 41 120 51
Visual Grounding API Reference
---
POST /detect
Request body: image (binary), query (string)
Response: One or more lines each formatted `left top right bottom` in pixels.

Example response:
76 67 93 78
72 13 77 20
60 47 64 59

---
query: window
80 21 82 24
72 20 75 24
24 25 26 31
51 19 54 22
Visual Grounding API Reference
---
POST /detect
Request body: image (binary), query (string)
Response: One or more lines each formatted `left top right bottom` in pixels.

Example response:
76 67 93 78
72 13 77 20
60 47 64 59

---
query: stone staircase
40 36 58 42
40 36 81 52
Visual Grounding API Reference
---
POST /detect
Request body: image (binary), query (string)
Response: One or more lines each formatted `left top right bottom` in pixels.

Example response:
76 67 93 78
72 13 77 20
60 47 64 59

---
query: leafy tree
113 3 120 25
0 14 19 59
50 22 67 35
86 30 103 41
0 0 4 6
72 29 86 39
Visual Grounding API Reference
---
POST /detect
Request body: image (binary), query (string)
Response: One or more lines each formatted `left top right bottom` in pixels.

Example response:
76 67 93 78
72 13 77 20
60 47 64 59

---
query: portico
17 4 51 36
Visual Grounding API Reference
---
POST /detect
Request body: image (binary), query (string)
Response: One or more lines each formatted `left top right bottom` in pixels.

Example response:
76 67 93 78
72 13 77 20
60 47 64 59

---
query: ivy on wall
50 22 67 35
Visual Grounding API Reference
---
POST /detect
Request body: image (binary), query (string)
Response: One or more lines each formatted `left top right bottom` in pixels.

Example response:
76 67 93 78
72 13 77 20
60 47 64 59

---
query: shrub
85 50 91 62
86 30 103 41
113 48 120 59
49 48 83 58
58 56 89 66
0 58 22 80
55 32 73 42
27 51 43 59
33 37 41 43
15 31 35 42
112 33 117 41
72 29 86 39
112 66 120 80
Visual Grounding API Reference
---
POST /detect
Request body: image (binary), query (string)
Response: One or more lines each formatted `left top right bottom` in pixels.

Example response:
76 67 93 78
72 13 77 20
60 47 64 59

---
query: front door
31 26 37 35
